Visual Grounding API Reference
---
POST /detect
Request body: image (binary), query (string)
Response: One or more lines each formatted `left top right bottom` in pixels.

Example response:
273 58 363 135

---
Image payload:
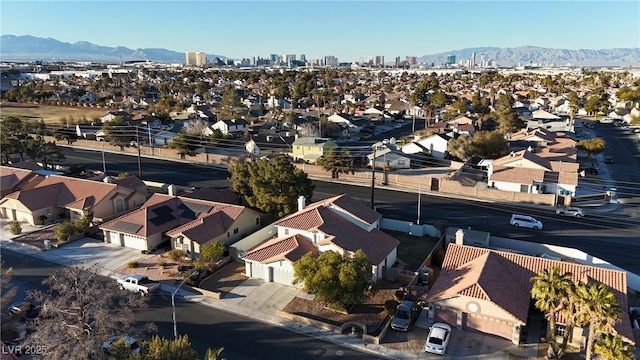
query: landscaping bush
9 221 22 235
127 261 139 268
384 300 400 317
168 249 187 262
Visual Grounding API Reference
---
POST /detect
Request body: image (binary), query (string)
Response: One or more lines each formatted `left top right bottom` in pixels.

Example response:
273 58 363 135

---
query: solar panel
110 221 142 234
149 213 176 226
180 201 212 214
152 205 173 216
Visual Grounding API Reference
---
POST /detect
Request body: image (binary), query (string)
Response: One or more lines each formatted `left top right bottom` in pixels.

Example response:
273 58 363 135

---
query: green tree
471 92 490 115
218 86 245 120
446 134 471 161
431 91 448 109
74 207 94 234
530 267 574 356
168 133 202 158
574 282 622 360
316 148 352 178
54 220 77 242
0 115 29 163
566 91 580 127
576 138 605 158
194 241 225 271
494 93 522 134
53 127 78 144
228 155 315 217
140 335 198 360
102 116 136 151
451 100 467 114
593 333 635 360
469 131 509 159
584 88 610 117
293 250 376 309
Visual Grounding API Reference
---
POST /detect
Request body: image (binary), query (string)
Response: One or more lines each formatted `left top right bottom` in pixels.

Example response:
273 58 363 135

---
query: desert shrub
9 221 22 235
127 261 139 268
168 249 187 262
384 300 400 317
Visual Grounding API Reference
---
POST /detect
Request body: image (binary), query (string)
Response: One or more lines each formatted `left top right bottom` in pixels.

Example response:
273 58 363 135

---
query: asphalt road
2 249 377 360
58 147 640 275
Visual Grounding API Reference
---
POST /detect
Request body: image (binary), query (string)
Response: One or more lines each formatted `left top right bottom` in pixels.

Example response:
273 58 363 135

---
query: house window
227 232 230 238
115 198 124 213
556 325 566 338
284 229 289 235
233 228 239 234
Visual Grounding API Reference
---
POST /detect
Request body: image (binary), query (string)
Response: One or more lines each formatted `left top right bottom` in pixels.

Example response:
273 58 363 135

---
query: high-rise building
300 54 306 63
324 55 339 67
375 55 385 67
395 56 401 68
185 52 206 66
446 54 456 65
406 56 417 65
284 54 296 66
471 52 476 70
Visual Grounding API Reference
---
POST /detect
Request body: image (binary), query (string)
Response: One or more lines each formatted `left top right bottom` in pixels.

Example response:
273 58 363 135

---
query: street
1 249 376 359
58 147 640 275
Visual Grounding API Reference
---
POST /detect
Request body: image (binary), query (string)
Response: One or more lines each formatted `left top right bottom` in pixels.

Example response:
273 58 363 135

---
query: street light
370 139 389 209
172 270 199 340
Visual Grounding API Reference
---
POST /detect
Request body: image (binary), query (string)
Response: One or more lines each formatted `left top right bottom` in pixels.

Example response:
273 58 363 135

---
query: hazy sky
2 1 639 62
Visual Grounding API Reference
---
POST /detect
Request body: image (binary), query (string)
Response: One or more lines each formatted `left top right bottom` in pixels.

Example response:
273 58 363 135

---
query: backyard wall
380 218 438 237
230 222 278 261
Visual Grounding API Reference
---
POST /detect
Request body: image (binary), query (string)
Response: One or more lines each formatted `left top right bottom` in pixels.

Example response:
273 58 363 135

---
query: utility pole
370 146 377 209
417 182 422 224
136 126 142 178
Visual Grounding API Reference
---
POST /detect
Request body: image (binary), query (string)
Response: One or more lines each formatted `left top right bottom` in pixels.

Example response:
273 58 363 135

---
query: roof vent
510 151 516 157
527 146 534 152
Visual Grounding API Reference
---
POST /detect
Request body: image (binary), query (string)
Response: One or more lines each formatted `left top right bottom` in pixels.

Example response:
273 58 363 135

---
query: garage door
434 307 458 327
272 267 293 286
109 231 122 246
122 235 148 251
463 313 514 340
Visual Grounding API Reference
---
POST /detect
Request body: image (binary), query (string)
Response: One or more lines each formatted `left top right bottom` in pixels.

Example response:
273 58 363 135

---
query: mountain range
1 35 639 66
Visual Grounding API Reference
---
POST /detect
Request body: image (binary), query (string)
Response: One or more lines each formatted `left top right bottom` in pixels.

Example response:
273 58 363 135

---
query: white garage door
249 262 265 279
272 267 293 286
122 235 147 251
109 231 122 245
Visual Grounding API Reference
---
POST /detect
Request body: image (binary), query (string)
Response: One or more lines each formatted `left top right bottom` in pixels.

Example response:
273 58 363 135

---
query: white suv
510 214 543 229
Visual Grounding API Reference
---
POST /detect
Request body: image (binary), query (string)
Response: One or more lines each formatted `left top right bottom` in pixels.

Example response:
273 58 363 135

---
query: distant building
185 52 206 66
395 56 401 68
375 55 384 67
406 56 417 65
446 54 456 65
324 55 339 67
471 52 476 70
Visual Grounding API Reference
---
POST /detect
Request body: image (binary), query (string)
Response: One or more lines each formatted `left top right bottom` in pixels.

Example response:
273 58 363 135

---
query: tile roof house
487 129 579 199
99 193 261 254
242 194 399 286
0 165 46 197
426 243 634 347
0 175 147 226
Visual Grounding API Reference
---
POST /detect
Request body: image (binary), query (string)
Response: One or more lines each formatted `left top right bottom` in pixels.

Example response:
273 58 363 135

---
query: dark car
604 157 614 164
579 167 599 175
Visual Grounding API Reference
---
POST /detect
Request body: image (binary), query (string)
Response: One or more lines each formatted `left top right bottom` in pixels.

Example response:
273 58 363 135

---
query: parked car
555 207 585 218
604 157 614 164
510 214 543 229
117 274 160 296
102 336 141 355
425 322 452 355
579 167 599 175
390 300 417 331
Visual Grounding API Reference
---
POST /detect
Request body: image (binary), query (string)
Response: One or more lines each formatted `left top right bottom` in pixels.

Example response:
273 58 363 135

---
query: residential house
327 113 363 134
0 165 46 197
531 109 559 122
0 175 147 225
244 134 294 158
100 111 132 123
242 194 399 285
291 137 337 163
367 146 411 169
401 133 451 159
99 193 261 253
211 118 249 135
426 242 634 347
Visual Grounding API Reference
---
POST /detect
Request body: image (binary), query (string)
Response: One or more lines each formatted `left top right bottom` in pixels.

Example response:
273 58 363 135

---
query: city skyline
2 1 639 63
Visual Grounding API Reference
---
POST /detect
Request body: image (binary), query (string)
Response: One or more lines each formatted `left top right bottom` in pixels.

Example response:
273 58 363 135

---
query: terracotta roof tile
490 166 545 183
427 244 633 343
243 234 319 263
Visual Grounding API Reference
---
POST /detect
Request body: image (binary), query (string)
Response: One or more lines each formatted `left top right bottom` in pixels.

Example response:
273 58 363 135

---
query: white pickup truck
117 274 160 296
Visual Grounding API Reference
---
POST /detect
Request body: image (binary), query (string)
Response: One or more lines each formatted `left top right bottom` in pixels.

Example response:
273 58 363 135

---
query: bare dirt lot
0 103 107 124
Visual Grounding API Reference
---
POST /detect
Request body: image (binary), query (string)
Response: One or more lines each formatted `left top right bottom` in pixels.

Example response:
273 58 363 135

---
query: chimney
167 184 177 196
455 229 465 245
297 196 306 212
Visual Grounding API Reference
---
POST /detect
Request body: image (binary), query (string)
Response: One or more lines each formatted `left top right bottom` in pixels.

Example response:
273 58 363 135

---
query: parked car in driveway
117 274 160 296
555 207 585 218
425 322 451 355
579 167 599 175
510 214 543 229
390 300 417 331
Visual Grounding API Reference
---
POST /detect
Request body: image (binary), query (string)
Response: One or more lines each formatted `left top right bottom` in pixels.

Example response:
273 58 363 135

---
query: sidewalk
1 232 533 359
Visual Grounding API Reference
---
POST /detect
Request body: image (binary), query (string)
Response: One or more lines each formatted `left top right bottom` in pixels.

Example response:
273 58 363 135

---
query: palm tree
530 267 574 354
574 282 622 360
593 333 635 360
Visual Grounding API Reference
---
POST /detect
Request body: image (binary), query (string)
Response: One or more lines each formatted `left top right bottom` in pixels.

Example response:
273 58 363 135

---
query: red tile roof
243 234 319 263
427 244 633 343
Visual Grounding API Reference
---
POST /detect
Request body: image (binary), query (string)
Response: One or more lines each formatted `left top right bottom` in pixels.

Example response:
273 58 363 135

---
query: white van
510 214 543 230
